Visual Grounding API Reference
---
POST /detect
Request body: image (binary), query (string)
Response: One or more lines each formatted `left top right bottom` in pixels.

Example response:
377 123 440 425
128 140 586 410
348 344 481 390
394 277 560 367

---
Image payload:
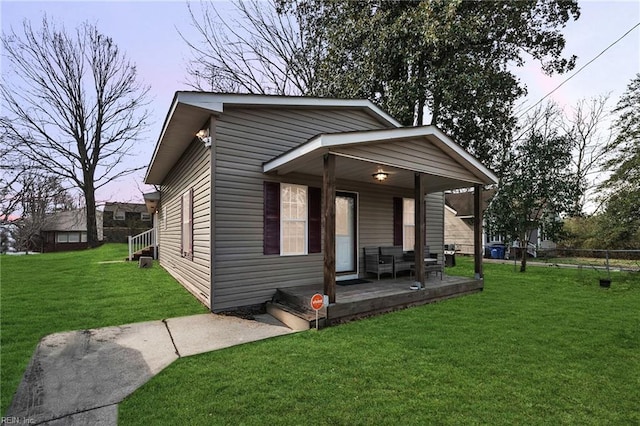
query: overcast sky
2 1 639 205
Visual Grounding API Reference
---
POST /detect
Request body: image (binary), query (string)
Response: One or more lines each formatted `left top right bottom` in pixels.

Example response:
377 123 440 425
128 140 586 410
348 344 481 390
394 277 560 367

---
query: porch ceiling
263 126 498 192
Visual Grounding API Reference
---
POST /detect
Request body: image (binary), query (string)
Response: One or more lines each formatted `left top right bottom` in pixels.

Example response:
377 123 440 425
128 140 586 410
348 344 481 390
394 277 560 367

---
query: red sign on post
310 293 324 311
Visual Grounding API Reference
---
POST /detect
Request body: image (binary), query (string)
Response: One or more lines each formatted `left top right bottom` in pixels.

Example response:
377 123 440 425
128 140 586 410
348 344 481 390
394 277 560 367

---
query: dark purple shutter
393 197 403 246
308 187 321 253
263 181 280 255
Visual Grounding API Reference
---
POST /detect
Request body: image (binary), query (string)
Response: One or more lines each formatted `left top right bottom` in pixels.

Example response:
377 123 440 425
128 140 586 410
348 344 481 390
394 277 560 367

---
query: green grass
119 258 639 425
0 244 208 413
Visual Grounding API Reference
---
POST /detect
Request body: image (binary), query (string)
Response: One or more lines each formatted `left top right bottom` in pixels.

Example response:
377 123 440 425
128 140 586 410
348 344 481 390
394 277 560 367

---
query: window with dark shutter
263 181 280 255
181 188 194 260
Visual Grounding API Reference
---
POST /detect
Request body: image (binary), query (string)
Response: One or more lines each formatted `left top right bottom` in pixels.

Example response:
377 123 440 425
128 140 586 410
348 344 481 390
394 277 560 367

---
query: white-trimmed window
114 210 125 221
68 232 80 243
141 212 151 221
403 198 415 251
81 232 87 243
56 233 68 243
181 189 193 259
281 184 307 255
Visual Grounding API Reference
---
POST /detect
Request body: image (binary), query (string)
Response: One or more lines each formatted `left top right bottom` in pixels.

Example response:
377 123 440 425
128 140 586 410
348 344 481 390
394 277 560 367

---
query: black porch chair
364 247 394 280
380 246 413 278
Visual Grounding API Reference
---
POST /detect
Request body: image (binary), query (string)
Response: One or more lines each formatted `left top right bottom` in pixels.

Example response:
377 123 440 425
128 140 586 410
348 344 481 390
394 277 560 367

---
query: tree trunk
430 92 441 125
84 183 99 248
415 97 425 126
519 238 527 272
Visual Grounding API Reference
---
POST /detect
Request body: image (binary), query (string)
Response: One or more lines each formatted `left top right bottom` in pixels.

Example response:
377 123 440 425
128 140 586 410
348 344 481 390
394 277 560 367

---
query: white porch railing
128 228 156 261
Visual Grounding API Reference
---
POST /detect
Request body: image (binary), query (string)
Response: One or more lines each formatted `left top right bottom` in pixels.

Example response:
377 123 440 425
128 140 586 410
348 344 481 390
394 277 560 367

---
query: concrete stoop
266 302 326 331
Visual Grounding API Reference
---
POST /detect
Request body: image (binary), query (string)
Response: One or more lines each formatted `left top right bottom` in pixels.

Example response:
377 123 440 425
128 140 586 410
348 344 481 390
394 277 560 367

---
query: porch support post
474 184 483 280
323 153 337 303
414 173 425 287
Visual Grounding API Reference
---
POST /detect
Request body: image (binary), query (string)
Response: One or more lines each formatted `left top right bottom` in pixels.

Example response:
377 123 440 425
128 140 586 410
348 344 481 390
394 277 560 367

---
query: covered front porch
268 274 482 328
263 125 498 312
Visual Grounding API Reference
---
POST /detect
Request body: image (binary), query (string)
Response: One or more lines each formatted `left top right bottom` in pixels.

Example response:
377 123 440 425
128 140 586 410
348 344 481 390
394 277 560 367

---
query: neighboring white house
444 190 557 258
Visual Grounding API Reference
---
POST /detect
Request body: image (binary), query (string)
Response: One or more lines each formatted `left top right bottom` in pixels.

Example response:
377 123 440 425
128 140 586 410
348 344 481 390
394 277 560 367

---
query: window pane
336 197 350 236
282 221 305 255
81 232 87 242
404 225 415 251
56 233 68 243
281 184 307 255
403 198 415 251
403 198 415 226
182 190 193 258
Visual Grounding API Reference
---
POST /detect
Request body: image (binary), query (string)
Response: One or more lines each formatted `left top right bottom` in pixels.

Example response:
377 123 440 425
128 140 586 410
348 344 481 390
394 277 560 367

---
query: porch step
127 246 153 262
266 302 326 331
272 288 321 314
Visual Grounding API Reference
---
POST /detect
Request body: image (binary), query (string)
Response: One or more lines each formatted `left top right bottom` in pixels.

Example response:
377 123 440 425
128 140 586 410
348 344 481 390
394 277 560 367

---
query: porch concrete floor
273 273 483 325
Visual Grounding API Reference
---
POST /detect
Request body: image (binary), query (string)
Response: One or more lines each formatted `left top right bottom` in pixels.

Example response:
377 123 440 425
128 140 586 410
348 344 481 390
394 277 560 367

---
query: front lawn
119 258 639 425
0 244 208 413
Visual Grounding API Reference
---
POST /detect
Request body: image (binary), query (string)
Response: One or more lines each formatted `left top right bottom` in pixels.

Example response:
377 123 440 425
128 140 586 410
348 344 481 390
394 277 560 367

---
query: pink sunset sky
2 1 639 206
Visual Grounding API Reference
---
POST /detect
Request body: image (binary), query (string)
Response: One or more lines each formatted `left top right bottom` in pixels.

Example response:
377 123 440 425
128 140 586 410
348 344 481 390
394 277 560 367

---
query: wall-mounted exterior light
196 128 211 148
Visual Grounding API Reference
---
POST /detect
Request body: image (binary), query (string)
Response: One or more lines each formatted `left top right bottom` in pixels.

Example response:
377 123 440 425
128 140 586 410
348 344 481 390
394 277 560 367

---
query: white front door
336 192 357 276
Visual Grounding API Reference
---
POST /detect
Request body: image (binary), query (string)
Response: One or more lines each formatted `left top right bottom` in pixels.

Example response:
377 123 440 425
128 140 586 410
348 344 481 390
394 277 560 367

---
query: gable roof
144 92 401 184
103 202 147 213
264 126 499 190
445 189 496 217
41 209 103 232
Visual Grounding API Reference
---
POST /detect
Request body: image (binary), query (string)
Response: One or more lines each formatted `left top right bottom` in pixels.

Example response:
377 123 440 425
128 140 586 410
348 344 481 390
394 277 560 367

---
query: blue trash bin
491 248 499 259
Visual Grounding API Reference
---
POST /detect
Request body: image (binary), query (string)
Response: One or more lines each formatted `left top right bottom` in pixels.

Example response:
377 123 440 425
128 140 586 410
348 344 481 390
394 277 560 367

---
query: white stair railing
128 228 156 261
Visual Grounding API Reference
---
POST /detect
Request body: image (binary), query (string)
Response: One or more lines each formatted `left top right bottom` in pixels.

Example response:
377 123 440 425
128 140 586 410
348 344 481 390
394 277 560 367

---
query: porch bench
380 246 413 278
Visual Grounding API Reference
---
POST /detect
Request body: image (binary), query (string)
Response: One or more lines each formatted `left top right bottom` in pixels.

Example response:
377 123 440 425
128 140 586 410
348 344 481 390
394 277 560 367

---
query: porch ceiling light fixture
196 128 212 148
372 169 389 182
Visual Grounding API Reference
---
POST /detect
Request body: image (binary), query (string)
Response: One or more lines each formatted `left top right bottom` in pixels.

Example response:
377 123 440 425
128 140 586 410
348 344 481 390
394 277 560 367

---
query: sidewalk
4 313 294 425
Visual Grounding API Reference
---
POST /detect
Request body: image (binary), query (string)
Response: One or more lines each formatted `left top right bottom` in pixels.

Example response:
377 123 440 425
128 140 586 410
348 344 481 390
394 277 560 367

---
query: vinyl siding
444 207 474 255
158 137 211 307
333 138 479 182
425 192 445 260
212 108 392 310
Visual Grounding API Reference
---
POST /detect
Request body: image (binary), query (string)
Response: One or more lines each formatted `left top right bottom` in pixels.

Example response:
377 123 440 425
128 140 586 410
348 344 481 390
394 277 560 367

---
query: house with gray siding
144 92 497 313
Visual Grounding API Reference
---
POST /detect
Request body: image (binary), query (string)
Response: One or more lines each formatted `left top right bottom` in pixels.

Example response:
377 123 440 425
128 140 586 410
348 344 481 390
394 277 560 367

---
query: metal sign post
310 293 324 330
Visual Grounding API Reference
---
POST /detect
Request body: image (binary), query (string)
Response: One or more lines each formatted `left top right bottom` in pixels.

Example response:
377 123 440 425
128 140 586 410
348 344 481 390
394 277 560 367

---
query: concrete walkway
5 313 294 425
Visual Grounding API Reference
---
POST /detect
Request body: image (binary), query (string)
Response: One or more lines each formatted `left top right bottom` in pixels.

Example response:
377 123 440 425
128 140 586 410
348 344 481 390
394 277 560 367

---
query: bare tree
181 0 321 94
562 95 612 215
1 17 150 247
9 169 74 252
0 124 29 224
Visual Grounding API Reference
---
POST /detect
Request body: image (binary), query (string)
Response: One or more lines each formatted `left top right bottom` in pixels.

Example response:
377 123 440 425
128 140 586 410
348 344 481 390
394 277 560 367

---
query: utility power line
516 21 640 120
